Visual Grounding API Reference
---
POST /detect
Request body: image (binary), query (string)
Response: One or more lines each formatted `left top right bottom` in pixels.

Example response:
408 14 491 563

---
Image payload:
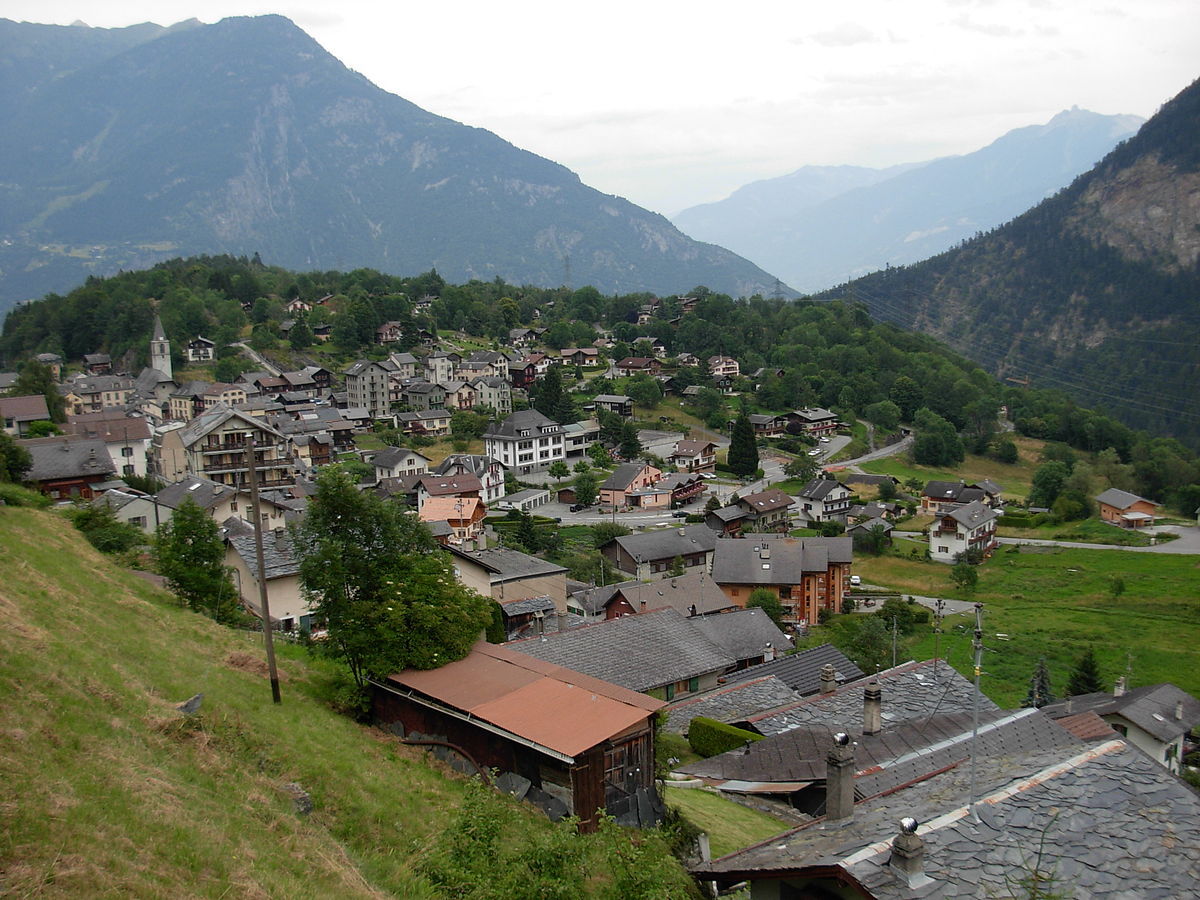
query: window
121 446 134 457
687 677 699 693
938 545 949 554
665 683 675 700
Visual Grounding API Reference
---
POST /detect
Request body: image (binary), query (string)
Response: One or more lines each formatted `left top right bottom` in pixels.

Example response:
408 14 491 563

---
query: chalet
599 462 664 508
784 406 839 436
656 471 708 508
711 535 853 627
185 337 216 362
668 439 717 474
1 395 50 436
433 454 505 504
795 477 852 524
371 642 664 831
508 327 539 349
747 413 784 438
929 499 999 563
374 321 405 344
395 410 451 436
448 546 568 616
632 337 667 358
64 375 134 415
707 355 740 378
676 352 701 367
1096 487 1159 528
83 353 112 375
597 571 737 620
157 405 293 490
415 473 482 511
591 394 634 417
737 488 795 531
224 524 314 633
614 357 661 377
599 524 717 579
419 496 485 544
706 504 751 536
483 410 565 475
559 347 600 367
64 410 153 478
920 480 998 514
19 437 116 500
284 298 312 314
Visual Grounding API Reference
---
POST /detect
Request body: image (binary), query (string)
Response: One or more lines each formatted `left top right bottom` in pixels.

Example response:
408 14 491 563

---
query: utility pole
247 439 282 704
969 602 984 818
891 615 898 668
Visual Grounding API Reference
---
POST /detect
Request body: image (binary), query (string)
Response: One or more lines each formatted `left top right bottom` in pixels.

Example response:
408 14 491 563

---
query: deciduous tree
155 497 238 622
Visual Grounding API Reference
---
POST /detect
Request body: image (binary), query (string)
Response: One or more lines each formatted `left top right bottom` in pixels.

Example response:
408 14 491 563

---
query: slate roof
847 516 894 534
602 571 734 617
745 658 997 736
606 523 718 563
418 474 483 496
664 675 801 735
923 480 985 505
500 595 557 616
155 476 236 511
600 462 648 491
506 607 734 693
0 394 50 422
739 489 794 514
1095 487 1154 510
711 537 852 588
707 505 748 524
695 735 1200 899
1042 683 1200 743
226 527 300 580
672 439 716 457
944 499 999 529
725 643 865 696
449 546 567 582
798 477 847 500
689 608 790 665
176 405 284 447
21 438 116 481
483 409 563 438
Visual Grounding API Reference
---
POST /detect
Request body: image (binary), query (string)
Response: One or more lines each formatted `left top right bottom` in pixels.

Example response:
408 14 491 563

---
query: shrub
0 483 51 508
688 717 764 758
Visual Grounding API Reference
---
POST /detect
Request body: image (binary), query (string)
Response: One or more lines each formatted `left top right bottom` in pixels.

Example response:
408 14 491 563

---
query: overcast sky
6 1 1199 215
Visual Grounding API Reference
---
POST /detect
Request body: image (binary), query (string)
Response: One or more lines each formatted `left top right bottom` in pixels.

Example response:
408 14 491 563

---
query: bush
0 483 51 508
688 717 764 758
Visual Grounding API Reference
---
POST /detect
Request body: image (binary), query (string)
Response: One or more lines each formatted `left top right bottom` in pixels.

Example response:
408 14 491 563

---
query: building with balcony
157 405 294 489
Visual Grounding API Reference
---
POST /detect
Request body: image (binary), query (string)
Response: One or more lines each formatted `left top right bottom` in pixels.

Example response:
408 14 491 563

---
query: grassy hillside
0 506 696 897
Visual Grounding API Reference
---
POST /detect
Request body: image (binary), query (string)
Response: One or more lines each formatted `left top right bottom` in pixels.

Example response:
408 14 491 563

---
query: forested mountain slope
0 16 780 316
818 77 1200 448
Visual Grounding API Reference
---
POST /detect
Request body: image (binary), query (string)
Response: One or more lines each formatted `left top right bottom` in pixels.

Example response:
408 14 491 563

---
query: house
747 413 783 438
154 475 240 523
433 454 505 504
507 607 735 702
483 410 565 475
722 642 865 698
469 376 512 416
63 410 153 478
284 297 312 314
64 375 134 415
614 357 661 377
419 496 485 544
83 353 112 375
846 516 895 544
34 352 63 380
398 379 445 412
599 462 664 508
784 406 839 436
185 337 216 362
591 394 634 417
737 488 795 530
598 570 737 620
423 351 461 385
415 473 482 511
1043 681 1200 774
668 439 717 474
156 405 294 489
223 523 314 633
448 546 568 616
440 380 476 411
0 394 50 436
562 418 600 459
18 437 116 500
374 321 405 344
794 476 852 524
1096 487 1159 528
929 499 999 563
386 352 420 379
599 524 718 579
920 479 993 514
711 536 853 627
707 355 740 378
395 410 452 436
559 347 600 367
370 642 665 831
689 608 792 671
690 677 1200 898
656 472 708 508
706 503 751 536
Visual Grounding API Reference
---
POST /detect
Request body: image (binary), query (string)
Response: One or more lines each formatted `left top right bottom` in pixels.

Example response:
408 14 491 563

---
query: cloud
950 14 1026 37
801 23 878 47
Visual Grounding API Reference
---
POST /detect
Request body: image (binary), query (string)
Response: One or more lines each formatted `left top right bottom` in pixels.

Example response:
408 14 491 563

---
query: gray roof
945 499 999 529
600 462 648 491
923 480 985 505
602 571 734 617
846 516 894 534
483 409 564 438
449 546 566 582
506 607 734 692
21 438 116 481
689 608 790 665
1042 683 1200 743
226 527 300 581
155 476 237 511
798 477 847 500
372 446 431 469
176 405 283 448
664 675 801 735
725 643 865 696
707 505 748 524
607 523 718 563
695 732 1200 899
592 394 632 404
711 537 853 587
745 658 997 736
1095 487 1153 510
499 595 557 617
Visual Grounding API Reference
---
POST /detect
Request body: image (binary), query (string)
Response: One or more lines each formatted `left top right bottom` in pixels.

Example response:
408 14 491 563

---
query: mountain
817 77 1200 448
673 109 1143 294
0 16 782 316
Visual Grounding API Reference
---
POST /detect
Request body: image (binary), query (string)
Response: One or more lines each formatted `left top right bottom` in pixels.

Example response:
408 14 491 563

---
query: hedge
688 716 764 758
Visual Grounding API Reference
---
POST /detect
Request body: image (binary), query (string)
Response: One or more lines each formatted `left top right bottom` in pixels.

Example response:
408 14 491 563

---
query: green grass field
662 788 789 859
857 435 1046 500
854 543 1200 708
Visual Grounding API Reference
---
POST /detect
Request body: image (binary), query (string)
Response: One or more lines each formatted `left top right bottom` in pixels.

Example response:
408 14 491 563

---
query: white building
483 410 565 475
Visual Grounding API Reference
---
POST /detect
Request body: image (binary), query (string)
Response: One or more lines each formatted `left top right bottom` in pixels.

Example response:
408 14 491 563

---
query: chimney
824 733 855 825
1176 700 1185 720
863 679 882 736
889 818 931 888
764 642 775 662
819 663 837 694
1114 676 1127 697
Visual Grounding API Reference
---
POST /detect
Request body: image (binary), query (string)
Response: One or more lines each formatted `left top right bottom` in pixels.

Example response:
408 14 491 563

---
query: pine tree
1066 648 1103 696
1022 657 1056 709
728 413 759 477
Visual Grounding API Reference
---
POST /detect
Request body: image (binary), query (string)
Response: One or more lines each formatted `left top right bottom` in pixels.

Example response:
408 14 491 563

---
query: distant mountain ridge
816 77 1200 448
673 109 1143 294
0 15 782 315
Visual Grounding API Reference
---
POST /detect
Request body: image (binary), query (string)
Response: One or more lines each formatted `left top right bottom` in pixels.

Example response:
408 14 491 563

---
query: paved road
838 433 914 470
232 342 282 376
892 525 1200 555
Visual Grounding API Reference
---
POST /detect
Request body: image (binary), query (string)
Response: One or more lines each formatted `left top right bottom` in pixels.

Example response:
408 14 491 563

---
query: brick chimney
863 679 882 736
890 818 932 888
824 732 855 825
820 663 837 694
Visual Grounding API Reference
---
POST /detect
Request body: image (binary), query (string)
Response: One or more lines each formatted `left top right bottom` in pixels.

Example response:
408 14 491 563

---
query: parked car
850 575 862 586
808 449 822 456
820 436 831 443
672 510 689 518
569 503 589 512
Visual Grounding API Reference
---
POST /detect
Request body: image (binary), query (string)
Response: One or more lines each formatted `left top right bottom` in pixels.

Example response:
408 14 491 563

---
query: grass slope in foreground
0 507 695 897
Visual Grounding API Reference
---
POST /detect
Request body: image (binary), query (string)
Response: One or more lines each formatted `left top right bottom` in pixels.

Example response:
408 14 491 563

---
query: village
3 303 1200 897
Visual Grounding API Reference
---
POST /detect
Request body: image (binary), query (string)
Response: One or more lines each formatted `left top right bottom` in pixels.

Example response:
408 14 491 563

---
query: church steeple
151 314 172 380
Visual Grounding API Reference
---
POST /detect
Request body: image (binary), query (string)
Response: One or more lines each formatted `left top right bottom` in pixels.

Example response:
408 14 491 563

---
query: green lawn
663 787 789 858
996 517 1157 546
857 435 1046 500
854 543 1200 707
